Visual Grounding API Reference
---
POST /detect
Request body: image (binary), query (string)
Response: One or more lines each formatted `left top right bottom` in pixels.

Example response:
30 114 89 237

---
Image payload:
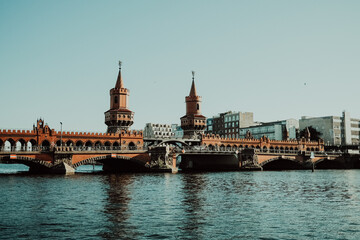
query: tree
299 126 322 141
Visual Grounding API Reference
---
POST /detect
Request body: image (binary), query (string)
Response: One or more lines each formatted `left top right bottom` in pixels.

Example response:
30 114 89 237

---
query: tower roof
115 61 124 89
189 71 197 96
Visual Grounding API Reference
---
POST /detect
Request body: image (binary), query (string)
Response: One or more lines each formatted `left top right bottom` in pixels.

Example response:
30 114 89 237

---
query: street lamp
60 122 63 148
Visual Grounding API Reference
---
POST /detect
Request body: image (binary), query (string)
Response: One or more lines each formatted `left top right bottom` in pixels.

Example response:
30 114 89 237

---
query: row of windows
154 132 175 136
224 115 239 122
152 127 172 132
225 122 239 128
225 129 239 133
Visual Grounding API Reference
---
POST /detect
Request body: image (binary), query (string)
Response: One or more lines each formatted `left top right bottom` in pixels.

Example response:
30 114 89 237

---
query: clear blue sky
1 0 360 132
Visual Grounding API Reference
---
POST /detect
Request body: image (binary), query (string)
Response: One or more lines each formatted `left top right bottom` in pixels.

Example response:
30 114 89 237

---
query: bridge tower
105 61 134 133
180 71 206 139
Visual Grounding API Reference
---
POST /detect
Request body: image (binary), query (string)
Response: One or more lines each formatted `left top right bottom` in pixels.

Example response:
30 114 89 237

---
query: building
239 119 299 140
299 111 360 146
206 111 256 138
144 123 175 139
104 61 134 133
172 124 184 139
143 123 184 140
180 71 206 139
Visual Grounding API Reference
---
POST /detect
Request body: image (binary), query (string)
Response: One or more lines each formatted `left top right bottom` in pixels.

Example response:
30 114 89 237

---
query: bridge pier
238 149 263 171
28 162 75 174
147 146 175 172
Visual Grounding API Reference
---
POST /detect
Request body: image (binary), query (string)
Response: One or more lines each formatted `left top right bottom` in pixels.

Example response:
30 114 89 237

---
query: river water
0 164 360 239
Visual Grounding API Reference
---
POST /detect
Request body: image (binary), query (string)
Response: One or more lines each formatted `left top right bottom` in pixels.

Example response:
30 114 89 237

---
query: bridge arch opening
0 139 3 151
269 146 274 153
14 139 26 151
128 142 137 150
226 145 231 151
220 144 225 151
262 158 303 171
76 141 84 147
262 146 268 152
232 145 238 151
208 144 214 151
66 140 74 147
85 141 93 150
95 141 102 149
41 140 50 151
4 139 15 151
29 139 37 151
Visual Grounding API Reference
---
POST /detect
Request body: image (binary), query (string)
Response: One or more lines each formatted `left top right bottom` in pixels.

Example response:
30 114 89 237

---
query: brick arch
72 155 132 168
260 156 299 167
128 141 137 150
85 141 93 147
0 155 52 168
76 140 84 147
154 139 189 149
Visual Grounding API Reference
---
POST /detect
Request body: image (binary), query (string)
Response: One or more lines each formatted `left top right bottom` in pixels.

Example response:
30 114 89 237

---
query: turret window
114 96 118 104
197 104 199 110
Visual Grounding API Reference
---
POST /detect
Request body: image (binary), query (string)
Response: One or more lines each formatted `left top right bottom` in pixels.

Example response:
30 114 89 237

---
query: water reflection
180 173 207 239
100 174 139 240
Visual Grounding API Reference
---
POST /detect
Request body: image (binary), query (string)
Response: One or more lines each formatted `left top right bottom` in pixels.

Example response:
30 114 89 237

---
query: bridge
178 148 356 171
0 120 358 173
1 141 359 173
0 146 152 173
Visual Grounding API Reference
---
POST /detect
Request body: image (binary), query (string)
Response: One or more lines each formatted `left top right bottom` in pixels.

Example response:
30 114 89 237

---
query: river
0 164 359 239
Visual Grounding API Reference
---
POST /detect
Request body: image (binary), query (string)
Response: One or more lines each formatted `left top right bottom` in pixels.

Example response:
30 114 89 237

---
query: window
114 96 118 104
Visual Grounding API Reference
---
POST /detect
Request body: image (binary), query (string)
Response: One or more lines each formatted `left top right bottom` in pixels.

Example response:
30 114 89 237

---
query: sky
1 0 360 132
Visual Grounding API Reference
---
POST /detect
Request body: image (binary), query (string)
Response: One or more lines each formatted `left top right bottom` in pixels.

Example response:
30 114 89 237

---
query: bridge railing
181 147 329 155
0 145 143 153
54 146 142 152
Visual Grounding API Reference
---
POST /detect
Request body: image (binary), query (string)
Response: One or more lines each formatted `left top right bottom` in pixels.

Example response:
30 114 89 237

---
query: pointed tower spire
115 60 124 89
105 60 134 133
189 70 197 96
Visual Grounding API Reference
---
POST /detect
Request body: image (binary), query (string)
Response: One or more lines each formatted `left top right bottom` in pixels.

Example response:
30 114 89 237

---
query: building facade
299 111 360 146
180 72 206 139
144 123 175 139
206 111 256 139
239 119 299 141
